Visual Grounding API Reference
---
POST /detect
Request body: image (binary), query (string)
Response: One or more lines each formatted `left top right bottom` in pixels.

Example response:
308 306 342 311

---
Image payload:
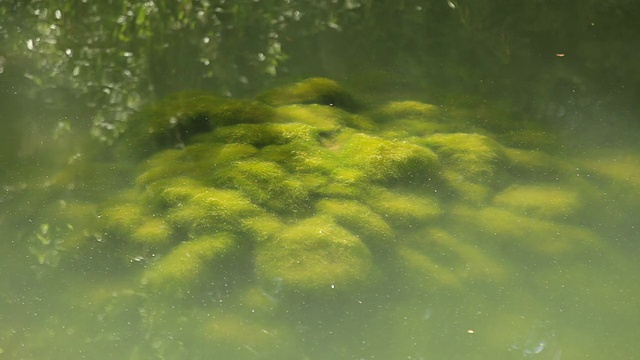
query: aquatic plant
12 77 629 359
255 215 375 297
453 205 600 255
420 132 504 183
119 91 275 158
258 77 360 111
141 233 238 295
87 78 610 307
492 184 582 220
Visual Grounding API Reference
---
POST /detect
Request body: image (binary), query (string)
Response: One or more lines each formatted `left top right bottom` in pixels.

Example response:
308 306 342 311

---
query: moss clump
212 143 260 163
135 143 258 187
259 140 336 176
255 215 374 297
141 233 237 294
100 202 144 238
146 91 273 131
216 160 309 214
579 151 640 189
576 151 640 232
131 218 173 248
316 167 368 198
275 104 344 133
421 133 504 183
139 177 205 209
206 122 319 147
240 214 284 243
397 245 461 289
492 184 582 220
502 147 570 180
405 228 507 282
441 169 493 205
137 176 261 235
374 100 440 120
341 133 441 183
165 186 261 234
134 148 186 186
258 77 360 111
122 91 274 158
315 199 394 248
371 101 444 136
275 104 375 133
456 206 600 255
366 188 441 228
380 118 454 138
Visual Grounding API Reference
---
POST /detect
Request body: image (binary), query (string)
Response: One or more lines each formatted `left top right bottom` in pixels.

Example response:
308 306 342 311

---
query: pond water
1 2 639 359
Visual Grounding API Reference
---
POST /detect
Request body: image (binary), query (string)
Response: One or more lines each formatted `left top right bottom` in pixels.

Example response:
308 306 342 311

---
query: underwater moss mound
340 133 441 183
82 78 612 306
492 184 582 220
17 76 633 359
119 91 275 158
141 233 238 294
315 199 394 247
85 77 612 307
421 132 504 183
258 77 360 111
255 215 374 297
453 205 600 255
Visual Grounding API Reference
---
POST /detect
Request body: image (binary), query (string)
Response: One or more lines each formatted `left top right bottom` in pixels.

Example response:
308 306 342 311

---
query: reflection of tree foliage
1 0 638 143
1 0 373 142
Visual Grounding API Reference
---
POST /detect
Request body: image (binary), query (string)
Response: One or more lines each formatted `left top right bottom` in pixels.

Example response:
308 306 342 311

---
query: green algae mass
373 100 441 121
341 133 440 183
315 199 394 248
366 187 441 228
18 77 632 359
255 215 374 297
421 132 504 183
119 91 275 158
492 184 582 220
216 159 310 214
258 77 360 111
89 77 609 307
131 218 172 247
141 233 238 294
453 205 600 255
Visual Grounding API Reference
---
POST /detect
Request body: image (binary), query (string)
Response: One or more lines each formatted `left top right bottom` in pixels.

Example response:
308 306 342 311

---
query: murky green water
1 2 639 359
